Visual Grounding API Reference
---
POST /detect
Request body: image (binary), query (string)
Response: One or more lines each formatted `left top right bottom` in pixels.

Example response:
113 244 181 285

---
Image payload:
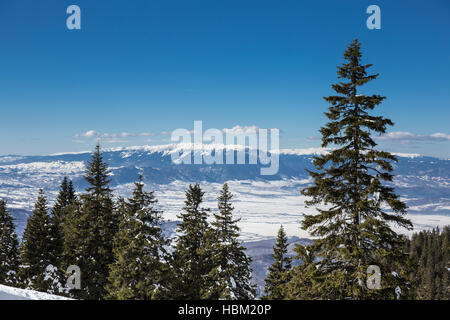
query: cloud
139 132 156 137
104 138 130 143
222 125 283 135
74 125 282 144
159 125 280 137
74 130 157 143
304 132 450 144
119 132 136 138
375 131 450 143
72 139 87 144
222 125 262 134
77 130 99 138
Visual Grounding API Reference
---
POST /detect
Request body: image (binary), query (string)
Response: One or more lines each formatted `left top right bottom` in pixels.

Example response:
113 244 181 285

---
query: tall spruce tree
287 39 413 299
63 144 118 299
0 199 20 286
263 225 292 300
20 190 62 293
106 176 169 300
169 184 212 299
206 183 256 300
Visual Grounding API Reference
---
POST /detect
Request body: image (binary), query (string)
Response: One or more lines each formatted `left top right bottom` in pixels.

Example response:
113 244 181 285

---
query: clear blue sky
1 0 449 157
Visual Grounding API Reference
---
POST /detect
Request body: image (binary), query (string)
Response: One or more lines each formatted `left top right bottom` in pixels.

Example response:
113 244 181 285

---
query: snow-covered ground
4 176 450 241
118 179 450 241
0 284 71 300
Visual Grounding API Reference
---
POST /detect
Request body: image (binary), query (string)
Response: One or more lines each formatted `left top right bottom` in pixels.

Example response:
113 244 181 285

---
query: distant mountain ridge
0 143 448 198
0 144 446 188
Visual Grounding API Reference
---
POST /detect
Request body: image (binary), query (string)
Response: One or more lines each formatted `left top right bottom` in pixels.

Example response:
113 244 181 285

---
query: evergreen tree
20 190 62 293
206 183 256 300
61 195 85 296
440 227 449 299
52 177 76 224
106 176 169 299
169 184 212 299
282 244 318 300
0 199 20 286
51 177 76 272
287 39 413 299
407 227 449 300
63 144 118 299
263 225 292 300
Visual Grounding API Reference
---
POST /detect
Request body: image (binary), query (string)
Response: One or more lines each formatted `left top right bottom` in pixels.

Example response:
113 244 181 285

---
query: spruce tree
106 176 169 300
0 199 20 286
169 184 212 299
287 39 413 299
52 177 76 224
63 144 118 299
440 227 449 299
282 244 318 299
20 190 62 293
206 183 256 300
51 177 76 272
61 195 85 296
408 227 449 300
263 225 292 300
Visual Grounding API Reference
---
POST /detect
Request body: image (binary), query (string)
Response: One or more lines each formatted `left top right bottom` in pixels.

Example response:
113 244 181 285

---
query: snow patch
0 284 72 300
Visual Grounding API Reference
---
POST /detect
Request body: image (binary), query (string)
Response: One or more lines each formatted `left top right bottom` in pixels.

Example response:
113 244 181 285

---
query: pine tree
20 190 62 293
407 227 449 300
206 183 256 300
63 144 118 299
287 39 413 299
263 225 292 300
169 184 212 299
0 199 21 286
440 227 449 299
106 176 169 300
416 234 429 299
61 196 85 296
283 244 318 300
52 177 76 224
51 177 76 272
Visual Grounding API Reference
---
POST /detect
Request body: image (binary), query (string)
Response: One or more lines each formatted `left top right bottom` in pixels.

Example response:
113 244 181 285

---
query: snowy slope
0 284 71 300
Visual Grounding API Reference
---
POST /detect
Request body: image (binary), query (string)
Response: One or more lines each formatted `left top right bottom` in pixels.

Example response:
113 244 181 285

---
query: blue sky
0 0 449 157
